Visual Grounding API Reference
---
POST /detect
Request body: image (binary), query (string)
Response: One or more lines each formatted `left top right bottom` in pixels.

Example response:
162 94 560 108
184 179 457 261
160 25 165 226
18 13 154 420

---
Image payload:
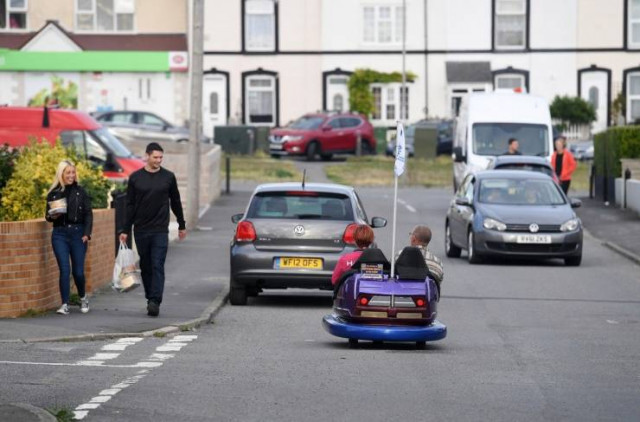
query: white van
452 91 554 190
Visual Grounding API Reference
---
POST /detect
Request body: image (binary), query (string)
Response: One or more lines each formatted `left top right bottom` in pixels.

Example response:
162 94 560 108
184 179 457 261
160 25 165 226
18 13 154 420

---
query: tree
348 69 416 116
550 96 597 128
27 75 78 109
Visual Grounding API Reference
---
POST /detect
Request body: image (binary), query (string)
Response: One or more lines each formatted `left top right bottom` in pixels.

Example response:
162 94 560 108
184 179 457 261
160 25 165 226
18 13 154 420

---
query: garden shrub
0 140 112 221
550 96 596 129
0 144 19 196
348 69 417 116
594 126 640 177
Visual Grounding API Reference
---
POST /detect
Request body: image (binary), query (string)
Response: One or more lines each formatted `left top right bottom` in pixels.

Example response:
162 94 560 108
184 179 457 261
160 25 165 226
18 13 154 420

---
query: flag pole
391 168 399 278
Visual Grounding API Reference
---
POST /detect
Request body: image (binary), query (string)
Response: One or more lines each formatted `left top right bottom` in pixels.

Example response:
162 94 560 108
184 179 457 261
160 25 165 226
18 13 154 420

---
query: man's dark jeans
51 225 87 304
134 231 169 304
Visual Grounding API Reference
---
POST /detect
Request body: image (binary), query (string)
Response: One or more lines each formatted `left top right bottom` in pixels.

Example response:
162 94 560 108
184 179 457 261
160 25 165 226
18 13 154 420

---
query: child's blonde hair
48 160 77 194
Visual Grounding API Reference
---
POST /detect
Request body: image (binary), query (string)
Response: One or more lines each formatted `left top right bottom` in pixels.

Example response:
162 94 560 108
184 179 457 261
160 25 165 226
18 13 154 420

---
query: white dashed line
397 198 417 213
73 335 198 420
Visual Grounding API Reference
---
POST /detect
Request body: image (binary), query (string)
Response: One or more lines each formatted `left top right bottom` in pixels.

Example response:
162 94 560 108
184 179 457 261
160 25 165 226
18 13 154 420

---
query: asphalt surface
2 167 640 421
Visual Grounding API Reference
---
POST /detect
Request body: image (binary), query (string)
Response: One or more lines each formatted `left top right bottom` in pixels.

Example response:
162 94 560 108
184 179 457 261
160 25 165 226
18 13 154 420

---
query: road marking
73 335 198 420
398 198 417 213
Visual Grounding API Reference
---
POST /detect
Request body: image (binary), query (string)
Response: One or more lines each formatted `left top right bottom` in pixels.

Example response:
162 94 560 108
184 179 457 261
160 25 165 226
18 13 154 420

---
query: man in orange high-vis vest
551 135 577 194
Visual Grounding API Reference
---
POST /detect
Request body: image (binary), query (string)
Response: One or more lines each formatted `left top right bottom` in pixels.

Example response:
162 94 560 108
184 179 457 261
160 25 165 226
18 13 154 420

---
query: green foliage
550 96 597 126
28 75 78 109
594 126 640 177
0 144 19 196
348 69 417 116
0 140 112 221
611 91 626 125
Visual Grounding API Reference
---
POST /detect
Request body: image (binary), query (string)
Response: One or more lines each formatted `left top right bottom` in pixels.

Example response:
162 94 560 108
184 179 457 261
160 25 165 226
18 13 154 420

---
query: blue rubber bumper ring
322 314 447 342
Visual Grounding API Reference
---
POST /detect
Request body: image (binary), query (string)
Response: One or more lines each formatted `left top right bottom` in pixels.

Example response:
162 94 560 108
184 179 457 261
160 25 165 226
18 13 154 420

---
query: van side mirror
455 197 472 207
452 147 466 163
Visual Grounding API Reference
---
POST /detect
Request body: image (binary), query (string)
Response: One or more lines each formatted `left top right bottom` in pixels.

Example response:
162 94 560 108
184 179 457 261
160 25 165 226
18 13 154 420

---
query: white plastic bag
112 241 141 292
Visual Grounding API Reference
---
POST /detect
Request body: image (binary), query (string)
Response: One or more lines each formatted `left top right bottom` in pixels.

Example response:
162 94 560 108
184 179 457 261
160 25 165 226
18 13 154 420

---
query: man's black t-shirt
123 167 186 234
555 153 564 177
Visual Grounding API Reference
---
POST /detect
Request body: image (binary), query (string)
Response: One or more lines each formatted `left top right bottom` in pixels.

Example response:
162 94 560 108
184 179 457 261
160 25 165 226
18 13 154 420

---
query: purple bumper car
322 247 447 349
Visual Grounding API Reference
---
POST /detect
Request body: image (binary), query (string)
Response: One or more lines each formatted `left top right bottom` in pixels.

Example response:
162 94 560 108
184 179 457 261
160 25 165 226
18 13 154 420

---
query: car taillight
414 297 426 307
342 223 358 245
235 221 256 242
359 296 369 306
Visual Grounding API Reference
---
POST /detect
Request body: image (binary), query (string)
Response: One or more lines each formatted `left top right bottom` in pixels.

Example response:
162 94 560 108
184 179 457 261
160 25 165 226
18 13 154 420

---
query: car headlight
282 135 303 142
560 218 580 232
483 217 506 231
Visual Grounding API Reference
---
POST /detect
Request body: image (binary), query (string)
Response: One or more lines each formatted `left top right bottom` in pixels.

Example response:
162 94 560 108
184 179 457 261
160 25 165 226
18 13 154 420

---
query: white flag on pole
394 122 406 177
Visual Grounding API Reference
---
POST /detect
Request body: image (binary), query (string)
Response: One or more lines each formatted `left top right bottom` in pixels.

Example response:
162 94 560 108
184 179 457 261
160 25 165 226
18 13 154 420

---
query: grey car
229 182 388 305
445 170 583 266
92 110 197 143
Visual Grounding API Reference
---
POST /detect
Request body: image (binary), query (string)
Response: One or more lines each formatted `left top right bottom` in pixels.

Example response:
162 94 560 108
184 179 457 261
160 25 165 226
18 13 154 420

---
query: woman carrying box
45 160 93 315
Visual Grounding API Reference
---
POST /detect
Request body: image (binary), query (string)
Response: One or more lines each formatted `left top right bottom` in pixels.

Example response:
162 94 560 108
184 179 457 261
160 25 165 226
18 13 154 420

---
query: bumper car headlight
560 218 580 232
483 217 506 231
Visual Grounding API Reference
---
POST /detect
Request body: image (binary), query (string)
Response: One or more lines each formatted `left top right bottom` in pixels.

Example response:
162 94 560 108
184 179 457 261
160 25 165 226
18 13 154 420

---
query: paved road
2 186 640 421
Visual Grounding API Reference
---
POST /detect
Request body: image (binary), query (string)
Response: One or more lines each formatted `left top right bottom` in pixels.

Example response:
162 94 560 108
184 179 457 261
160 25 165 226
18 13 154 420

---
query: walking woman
45 160 93 315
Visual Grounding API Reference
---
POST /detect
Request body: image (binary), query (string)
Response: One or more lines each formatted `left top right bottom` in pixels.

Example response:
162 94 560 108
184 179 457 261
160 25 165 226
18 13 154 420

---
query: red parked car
269 112 376 161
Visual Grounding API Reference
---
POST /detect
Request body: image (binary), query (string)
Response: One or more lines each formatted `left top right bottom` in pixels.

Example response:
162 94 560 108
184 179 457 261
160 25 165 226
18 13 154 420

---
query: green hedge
594 126 640 177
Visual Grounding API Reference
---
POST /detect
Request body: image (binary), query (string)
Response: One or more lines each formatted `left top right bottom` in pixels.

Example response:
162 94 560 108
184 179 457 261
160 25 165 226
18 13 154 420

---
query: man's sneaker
147 301 160 317
56 304 70 315
80 296 90 314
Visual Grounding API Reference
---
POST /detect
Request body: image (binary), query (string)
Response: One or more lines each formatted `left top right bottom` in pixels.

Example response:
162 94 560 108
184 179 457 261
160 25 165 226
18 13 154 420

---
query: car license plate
270 143 283 150
276 257 323 269
516 235 551 244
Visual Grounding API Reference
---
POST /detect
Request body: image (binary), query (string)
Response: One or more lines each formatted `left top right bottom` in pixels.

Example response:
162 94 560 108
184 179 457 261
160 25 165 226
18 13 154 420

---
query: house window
495 0 526 49
629 0 640 48
210 92 219 115
0 0 27 30
628 73 640 123
588 86 599 110
371 84 410 122
245 0 275 51
495 74 525 90
75 0 134 32
362 5 404 44
246 75 276 125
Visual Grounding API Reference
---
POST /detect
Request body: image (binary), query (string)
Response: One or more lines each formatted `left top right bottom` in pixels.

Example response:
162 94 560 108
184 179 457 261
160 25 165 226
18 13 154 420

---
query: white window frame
245 0 276 52
494 0 526 50
495 74 525 90
245 74 276 126
627 72 640 123
370 83 409 123
0 0 28 31
629 0 640 49
362 4 404 45
75 0 135 33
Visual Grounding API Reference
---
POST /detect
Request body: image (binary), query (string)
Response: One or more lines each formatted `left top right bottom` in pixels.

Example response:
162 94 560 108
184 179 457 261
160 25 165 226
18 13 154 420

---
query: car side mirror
231 213 244 224
452 147 466 163
321 126 331 132
455 197 472 207
569 198 582 208
370 216 387 228
162 124 170 131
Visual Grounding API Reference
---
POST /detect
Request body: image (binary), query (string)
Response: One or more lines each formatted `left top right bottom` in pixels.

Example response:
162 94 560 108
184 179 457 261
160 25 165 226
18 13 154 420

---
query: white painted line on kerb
73 335 198 420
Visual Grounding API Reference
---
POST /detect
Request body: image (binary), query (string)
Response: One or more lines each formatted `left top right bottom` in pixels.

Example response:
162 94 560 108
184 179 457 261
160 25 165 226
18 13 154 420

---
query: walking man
119 142 186 317
551 135 577 195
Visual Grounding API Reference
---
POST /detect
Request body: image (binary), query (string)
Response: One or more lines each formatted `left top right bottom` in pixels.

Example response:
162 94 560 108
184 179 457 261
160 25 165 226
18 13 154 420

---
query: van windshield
89 128 133 158
472 123 549 156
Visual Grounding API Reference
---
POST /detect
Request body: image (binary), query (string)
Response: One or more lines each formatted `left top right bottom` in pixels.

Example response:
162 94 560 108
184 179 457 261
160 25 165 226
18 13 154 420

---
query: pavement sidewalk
0 187 254 343
576 194 640 265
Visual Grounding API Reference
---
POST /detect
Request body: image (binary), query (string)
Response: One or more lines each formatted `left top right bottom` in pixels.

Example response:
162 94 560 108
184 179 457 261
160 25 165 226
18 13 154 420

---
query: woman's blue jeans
51 225 87 304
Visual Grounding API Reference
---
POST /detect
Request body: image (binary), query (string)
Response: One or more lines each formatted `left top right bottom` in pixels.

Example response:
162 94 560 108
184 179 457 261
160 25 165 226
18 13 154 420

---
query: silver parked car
91 110 197 143
445 170 583 266
229 182 388 305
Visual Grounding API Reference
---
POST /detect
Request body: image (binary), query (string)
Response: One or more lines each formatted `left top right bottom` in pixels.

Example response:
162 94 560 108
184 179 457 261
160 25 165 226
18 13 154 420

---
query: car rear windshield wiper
294 214 323 219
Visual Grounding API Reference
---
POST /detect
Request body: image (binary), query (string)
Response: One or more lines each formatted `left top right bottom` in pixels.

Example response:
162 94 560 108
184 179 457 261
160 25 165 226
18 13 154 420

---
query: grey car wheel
445 222 461 258
306 142 319 161
467 230 482 264
229 286 247 306
565 254 582 266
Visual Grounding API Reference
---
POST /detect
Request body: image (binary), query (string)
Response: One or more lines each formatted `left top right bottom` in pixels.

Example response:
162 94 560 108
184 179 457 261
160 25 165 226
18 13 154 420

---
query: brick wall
0 209 115 318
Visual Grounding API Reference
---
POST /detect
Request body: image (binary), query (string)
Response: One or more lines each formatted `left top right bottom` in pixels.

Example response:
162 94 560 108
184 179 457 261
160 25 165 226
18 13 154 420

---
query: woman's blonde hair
48 160 77 194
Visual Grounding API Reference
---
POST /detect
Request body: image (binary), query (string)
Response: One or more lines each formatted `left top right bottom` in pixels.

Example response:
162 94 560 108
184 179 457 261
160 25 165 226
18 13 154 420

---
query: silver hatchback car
230 183 387 305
